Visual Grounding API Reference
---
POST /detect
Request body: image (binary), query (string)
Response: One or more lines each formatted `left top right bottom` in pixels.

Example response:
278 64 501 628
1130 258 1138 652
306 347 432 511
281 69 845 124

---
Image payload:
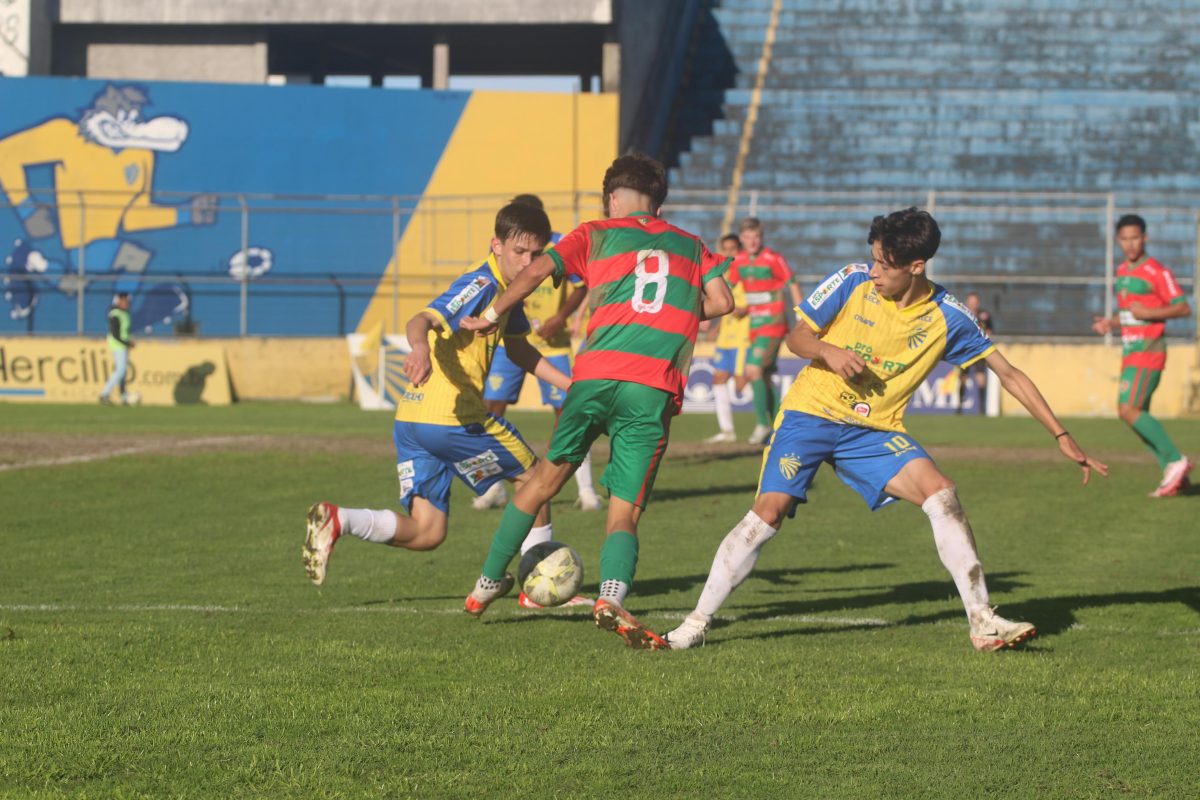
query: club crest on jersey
488 375 504 391
778 454 803 480
908 328 928 349
446 275 491 315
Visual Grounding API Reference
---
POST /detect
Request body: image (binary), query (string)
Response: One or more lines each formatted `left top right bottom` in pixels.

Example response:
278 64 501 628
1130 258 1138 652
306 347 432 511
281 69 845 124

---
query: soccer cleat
703 430 737 444
517 591 594 609
302 501 341 586
464 573 515 618
664 612 710 650
969 608 1036 652
747 424 772 445
99 395 112 405
1153 457 1194 498
574 489 603 512
471 481 508 510
592 599 670 650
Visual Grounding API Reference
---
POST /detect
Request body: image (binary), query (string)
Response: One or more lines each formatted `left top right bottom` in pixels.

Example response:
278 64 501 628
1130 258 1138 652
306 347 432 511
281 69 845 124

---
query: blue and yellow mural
0 76 617 337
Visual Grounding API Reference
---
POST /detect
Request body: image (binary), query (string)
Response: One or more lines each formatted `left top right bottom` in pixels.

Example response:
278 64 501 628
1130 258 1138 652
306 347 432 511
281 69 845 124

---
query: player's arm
502 335 571 393
462 255 556 335
1128 300 1192 321
982 349 1108 483
403 311 441 388
786 319 866 380
537 284 587 341
788 280 804 308
701 274 735 320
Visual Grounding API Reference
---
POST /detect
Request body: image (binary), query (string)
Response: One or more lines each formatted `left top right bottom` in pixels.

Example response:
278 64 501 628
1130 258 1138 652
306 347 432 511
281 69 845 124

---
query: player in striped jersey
668 208 1108 652
703 233 751 444
728 217 804 444
1091 214 1193 497
301 202 572 588
460 154 735 648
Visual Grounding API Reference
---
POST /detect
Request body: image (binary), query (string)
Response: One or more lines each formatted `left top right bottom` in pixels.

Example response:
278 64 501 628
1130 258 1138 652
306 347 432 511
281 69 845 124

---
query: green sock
1132 412 1182 468
599 531 639 587
751 377 776 426
481 502 536 580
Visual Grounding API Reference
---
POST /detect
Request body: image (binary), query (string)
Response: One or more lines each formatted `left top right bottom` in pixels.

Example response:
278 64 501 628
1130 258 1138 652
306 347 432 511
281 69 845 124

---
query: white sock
336 507 397 544
599 579 629 606
922 488 990 622
574 452 596 496
694 510 779 620
713 382 735 433
520 524 554 555
480 482 507 504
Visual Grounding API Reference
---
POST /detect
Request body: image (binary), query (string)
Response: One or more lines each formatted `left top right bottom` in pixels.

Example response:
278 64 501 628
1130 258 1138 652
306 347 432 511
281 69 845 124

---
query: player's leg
476 347 526 509
667 411 831 649
99 348 128 403
302 422 453 586
745 337 782 445
882 451 1034 651
584 381 676 649
539 354 602 511
1118 365 1190 495
467 383 607 616
705 346 738 443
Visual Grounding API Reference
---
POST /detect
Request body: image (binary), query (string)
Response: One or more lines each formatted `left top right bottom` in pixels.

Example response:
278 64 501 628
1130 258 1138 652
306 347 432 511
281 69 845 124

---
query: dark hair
719 233 740 247
510 194 544 211
867 207 941 265
115 292 130 299
602 153 668 210
739 216 763 232
494 202 551 245
1116 214 1146 233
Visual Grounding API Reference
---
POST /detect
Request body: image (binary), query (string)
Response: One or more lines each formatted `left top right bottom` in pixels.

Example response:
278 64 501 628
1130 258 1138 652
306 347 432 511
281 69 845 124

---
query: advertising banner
0 337 231 405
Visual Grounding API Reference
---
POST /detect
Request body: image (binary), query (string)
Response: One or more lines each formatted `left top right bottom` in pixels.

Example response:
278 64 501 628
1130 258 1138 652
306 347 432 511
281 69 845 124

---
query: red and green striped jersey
548 212 730 410
728 246 793 338
1116 256 1186 369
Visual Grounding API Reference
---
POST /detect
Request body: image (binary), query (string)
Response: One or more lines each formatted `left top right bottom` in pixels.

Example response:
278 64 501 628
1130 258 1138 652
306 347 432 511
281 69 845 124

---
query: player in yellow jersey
668 208 1109 652
703 233 752 444
476 194 602 514
302 202 572 588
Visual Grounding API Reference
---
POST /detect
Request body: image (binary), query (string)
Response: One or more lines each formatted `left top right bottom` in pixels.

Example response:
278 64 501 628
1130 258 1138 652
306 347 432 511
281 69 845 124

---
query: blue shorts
393 416 537 514
757 411 932 513
483 346 572 408
713 345 749 376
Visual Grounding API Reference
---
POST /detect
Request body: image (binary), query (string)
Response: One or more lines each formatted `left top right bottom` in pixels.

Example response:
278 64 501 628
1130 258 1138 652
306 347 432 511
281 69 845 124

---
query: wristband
1054 431 1069 440
482 306 500 324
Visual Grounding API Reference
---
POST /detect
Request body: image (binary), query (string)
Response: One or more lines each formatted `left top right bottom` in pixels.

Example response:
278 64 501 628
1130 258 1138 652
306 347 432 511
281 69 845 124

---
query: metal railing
2 187 1196 339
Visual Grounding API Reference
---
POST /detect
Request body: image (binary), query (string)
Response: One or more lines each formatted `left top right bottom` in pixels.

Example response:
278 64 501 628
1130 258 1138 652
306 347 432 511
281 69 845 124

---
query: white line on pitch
0 436 258 472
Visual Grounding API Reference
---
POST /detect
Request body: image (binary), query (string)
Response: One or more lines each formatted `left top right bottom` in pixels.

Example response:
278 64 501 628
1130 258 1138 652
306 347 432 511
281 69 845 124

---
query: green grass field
2 404 1198 799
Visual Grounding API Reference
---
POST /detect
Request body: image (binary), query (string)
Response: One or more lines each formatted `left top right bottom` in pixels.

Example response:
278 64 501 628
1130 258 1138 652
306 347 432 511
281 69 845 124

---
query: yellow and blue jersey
715 283 751 350
785 264 995 432
396 254 530 426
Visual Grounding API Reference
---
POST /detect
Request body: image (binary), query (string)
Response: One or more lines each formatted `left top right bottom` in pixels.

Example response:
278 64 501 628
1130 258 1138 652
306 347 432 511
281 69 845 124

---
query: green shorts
546 379 674 508
746 335 783 371
1118 365 1162 411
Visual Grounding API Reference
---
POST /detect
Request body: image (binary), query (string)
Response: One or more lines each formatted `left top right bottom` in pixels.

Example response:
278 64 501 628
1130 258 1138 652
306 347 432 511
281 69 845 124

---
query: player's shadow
649 482 760 502
631 562 896 600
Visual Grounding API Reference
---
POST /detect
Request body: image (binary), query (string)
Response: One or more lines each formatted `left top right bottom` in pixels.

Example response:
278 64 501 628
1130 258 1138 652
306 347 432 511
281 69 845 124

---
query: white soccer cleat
747 424 772 445
302 501 341 586
472 481 508 510
464 573 515 618
703 430 737 444
574 489 603 511
665 612 710 650
969 608 1036 652
1151 456 1193 497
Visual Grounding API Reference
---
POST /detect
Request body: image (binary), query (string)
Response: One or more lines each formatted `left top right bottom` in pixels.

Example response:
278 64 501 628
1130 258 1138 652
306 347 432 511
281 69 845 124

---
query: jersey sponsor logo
806 273 844 309
848 341 907 373
455 450 499 475
778 453 803 480
941 292 978 324
446 275 491 316
463 462 504 487
854 402 872 417
397 459 415 499
744 291 774 305
399 389 424 403
907 328 928 349
854 314 875 327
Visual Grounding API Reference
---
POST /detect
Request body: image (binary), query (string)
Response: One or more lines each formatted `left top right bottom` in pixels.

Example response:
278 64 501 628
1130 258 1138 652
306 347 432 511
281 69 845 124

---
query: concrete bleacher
666 0 1200 337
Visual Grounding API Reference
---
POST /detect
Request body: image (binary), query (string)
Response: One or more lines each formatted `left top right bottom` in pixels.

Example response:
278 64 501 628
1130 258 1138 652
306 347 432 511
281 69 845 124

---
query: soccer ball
518 541 584 607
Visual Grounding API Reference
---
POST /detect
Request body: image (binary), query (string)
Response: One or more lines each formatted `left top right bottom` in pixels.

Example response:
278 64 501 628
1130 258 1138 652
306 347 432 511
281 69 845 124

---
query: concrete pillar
432 40 450 90
602 41 620 93
0 0 35 76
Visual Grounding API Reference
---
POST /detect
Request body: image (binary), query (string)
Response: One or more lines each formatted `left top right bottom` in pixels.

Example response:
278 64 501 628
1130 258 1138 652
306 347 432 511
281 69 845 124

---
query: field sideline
2 403 1198 798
